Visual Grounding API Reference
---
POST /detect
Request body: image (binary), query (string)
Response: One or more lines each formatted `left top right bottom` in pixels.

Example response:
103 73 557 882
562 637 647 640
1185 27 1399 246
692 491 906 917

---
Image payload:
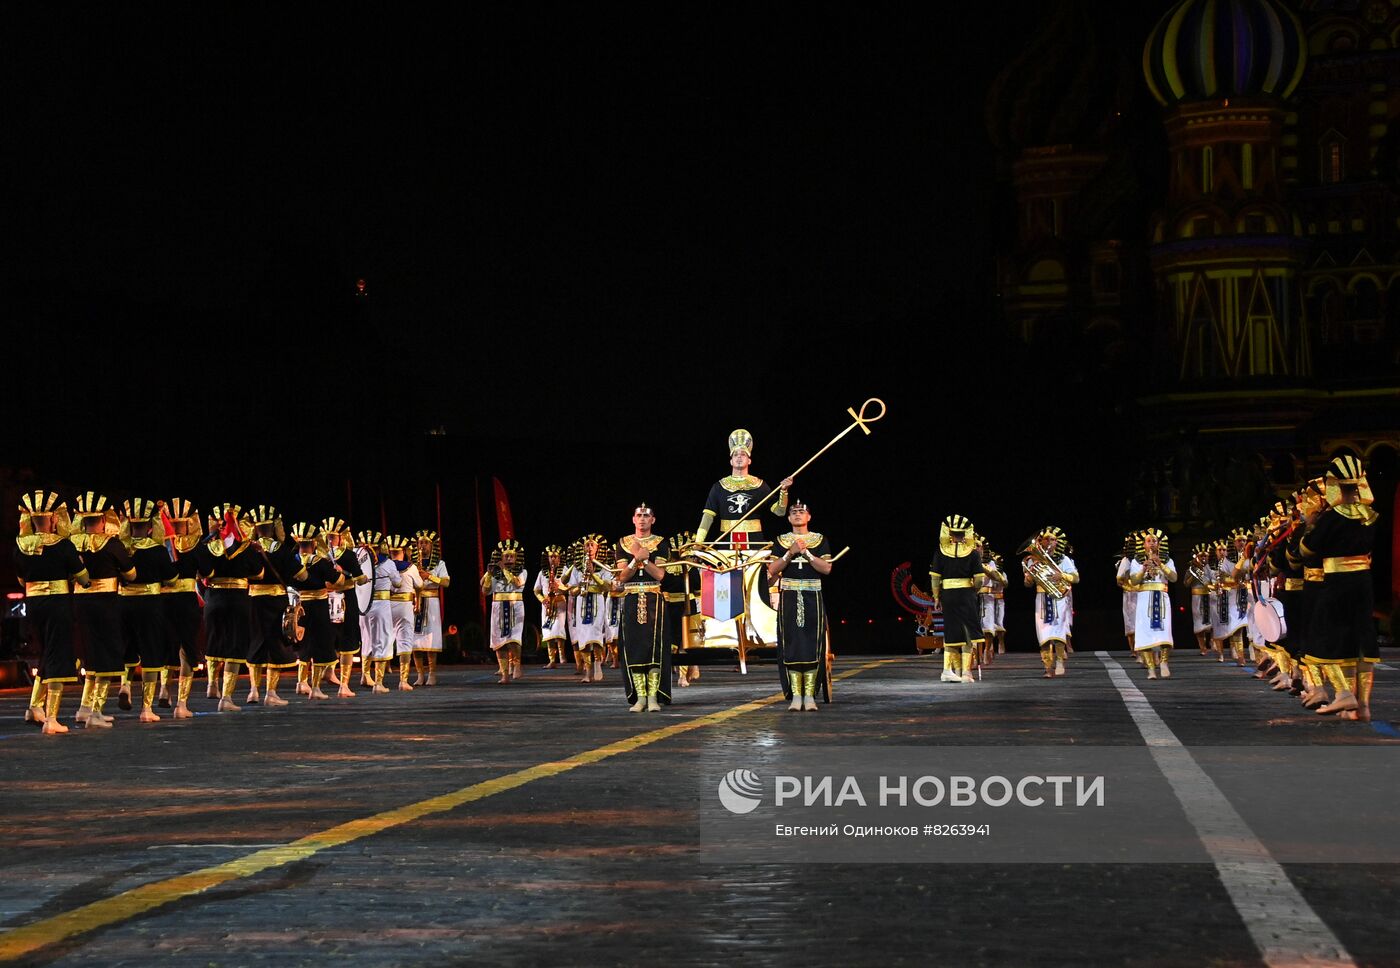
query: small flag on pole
700 567 746 622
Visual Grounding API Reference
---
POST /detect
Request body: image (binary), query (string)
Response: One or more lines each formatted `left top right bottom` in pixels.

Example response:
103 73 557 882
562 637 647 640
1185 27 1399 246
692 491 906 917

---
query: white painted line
1377 662 1395 672
1095 651 1355 968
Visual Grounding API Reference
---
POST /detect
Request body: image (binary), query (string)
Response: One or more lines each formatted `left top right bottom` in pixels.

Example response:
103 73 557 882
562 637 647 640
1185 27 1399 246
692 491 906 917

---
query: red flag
221 509 241 549
493 477 515 540
159 507 178 560
475 477 487 619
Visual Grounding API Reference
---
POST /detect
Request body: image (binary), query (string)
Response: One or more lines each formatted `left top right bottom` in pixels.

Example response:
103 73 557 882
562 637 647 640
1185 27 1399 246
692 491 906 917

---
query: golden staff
711 399 887 547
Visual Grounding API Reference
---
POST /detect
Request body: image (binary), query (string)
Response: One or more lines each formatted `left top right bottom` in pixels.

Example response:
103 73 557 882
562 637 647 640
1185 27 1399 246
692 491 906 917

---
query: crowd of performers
1132 453 1380 723
13 429 837 734
927 454 1381 711
927 519 1078 684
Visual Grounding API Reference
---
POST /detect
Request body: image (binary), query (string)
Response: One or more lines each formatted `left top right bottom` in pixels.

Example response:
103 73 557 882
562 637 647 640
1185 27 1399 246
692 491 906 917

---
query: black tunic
162 550 204 665
1301 505 1380 663
1270 536 1303 658
72 534 136 676
197 537 263 663
930 541 985 648
699 476 786 547
614 534 672 706
122 543 179 669
290 554 340 664
773 531 833 702
331 547 364 655
247 539 303 668
13 536 87 683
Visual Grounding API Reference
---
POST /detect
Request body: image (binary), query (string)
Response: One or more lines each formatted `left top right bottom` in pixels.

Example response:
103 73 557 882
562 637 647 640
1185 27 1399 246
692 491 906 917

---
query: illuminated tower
1143 0 1311 381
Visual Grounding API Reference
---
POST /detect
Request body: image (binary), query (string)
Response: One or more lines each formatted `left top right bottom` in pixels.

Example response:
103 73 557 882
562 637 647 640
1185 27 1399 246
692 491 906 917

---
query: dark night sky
6 5 1171 633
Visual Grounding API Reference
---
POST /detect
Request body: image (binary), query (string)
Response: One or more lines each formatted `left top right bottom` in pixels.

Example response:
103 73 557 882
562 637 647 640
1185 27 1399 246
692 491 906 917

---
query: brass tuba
1020 538 1072 600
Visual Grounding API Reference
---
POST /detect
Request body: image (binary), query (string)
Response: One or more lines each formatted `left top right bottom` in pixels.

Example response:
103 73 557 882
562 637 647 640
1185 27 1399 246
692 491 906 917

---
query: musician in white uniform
1124 528 1176 680
534 545 570 669
413 530 450 686
1185 544 1214 655
480 540 527 683
566 535 612 683
1212 533 1250 666
367 534 401 694
385 535 422 691
975 535 1006 668
355 531 381 688
1023 526 1078 678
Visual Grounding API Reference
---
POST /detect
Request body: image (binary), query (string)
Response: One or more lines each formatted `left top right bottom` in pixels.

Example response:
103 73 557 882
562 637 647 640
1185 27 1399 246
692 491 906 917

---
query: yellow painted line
0 658 898 961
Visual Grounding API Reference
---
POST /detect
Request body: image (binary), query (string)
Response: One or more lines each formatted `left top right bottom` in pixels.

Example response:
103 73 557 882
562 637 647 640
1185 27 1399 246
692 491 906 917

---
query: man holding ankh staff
613 503 671 712
768 500 833 710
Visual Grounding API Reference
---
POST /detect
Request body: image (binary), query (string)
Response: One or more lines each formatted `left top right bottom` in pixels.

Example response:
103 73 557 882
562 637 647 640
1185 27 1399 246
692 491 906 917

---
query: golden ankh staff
713 398 886 546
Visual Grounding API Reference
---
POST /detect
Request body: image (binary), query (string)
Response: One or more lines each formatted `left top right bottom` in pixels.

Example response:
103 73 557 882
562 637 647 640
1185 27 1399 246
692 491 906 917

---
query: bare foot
85 714 113 729
42 719 70 734
372 684 390 694
337 687 355 698
309 689 330 700
264 693 289 707
174 705 195 719
219 697 241 712
139 708 161 723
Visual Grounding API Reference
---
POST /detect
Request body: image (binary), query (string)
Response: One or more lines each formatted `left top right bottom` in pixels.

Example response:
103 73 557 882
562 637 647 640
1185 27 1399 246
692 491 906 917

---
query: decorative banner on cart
700 567 746 621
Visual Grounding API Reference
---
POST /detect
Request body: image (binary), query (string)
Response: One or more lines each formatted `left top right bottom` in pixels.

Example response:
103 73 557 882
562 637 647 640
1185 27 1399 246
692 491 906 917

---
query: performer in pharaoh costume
288 522 356 701
1022 526 1078 678
356 530 383 689
1124 528 1176 680
566 534 612 683
15 491 90 734
199 504 259 712
245 505 303 706
768 500 833 710
413 529 450 686
323 518 366 697
534 545 570 670
161 500 204 718
118 499 178 722
384 534 423 690
70 493 136 727
481 539 527 683
930 515 985 685
1115 533 1139 656
1184 544 1213 656
1300 456 1380 721
614 503 671 712
975 535 1007 665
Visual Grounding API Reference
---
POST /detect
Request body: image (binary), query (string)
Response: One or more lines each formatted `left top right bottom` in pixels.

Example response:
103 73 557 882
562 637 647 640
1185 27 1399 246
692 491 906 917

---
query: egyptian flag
700 567 746 622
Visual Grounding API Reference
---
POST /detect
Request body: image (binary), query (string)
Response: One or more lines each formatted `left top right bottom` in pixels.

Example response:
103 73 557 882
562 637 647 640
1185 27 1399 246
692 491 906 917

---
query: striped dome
1143 0 1307 108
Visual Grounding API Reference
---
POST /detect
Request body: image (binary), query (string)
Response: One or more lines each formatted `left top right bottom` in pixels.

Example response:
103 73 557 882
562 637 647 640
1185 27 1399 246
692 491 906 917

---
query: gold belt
1136 582 1168 593
1283 578 1305 592
249 584 287 597
941 578 975 589
372 590 392 601
718 519 762 533
119 583 163 597
298 589 330 601
1323 555 1371 574
1304 568 1325 582
1191 588 1210 596
493 592 523 602
625 582 660 594
24 580 70 596
419 588 440 598
164 578 198 593
663 591 688 603
74 578 119 594
780 578 822 591
208 578 249 590
390 592 416 602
